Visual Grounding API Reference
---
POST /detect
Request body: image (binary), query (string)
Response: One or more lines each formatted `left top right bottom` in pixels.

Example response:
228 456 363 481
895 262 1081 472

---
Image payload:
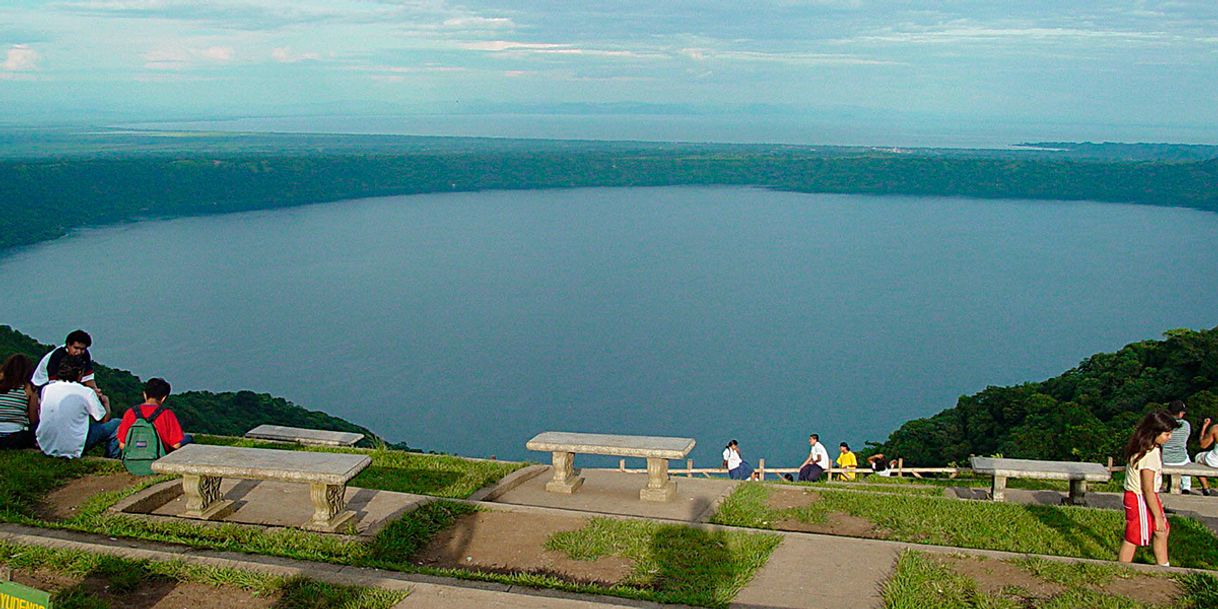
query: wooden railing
604 457 967 480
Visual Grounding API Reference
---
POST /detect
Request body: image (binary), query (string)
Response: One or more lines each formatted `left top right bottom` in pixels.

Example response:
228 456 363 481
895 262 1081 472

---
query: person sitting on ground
118 377 192 454
0 354 40 450
1160 400 1193 494
32 329 110 411
836 442 858 481
797 433 831 482
36 362 119 458
867 453 897 477
722 439 759 480
1193 416 1218 496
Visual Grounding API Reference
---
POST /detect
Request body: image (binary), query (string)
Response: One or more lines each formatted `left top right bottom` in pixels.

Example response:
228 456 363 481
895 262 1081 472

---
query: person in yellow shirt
836 442 858 481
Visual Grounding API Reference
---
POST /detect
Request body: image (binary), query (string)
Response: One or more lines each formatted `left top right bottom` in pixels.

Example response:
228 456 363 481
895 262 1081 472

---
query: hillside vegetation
2 134 1217 252
0 325 376 442
875 327 1218 465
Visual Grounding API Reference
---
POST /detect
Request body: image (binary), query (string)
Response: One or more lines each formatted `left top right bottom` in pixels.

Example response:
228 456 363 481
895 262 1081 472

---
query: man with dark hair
36 361 119 458
118 377 191 453
32 329 110 410
798 433 831 482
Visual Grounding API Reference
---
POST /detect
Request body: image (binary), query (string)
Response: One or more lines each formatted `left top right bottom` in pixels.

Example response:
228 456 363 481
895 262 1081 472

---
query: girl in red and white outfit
1118 410 1179 566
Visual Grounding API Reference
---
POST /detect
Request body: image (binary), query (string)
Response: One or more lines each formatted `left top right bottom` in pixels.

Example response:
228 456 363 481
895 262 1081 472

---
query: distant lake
3 187 1217 466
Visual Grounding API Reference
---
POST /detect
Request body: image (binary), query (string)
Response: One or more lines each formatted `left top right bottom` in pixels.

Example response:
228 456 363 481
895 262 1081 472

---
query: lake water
3 187 1217 466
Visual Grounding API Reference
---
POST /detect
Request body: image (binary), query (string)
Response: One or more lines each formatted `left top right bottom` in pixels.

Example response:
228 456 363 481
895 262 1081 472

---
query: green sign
0 581 51 609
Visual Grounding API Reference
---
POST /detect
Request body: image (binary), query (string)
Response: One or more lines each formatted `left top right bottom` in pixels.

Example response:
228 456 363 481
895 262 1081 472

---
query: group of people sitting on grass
722 434 899 482
0 329 191 466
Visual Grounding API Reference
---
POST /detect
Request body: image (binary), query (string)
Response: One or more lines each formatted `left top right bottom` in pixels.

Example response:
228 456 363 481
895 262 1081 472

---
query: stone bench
526 432 695 502
970 456 1110 505
150 444 371 532
1162 463 1218 494
244 424 364 447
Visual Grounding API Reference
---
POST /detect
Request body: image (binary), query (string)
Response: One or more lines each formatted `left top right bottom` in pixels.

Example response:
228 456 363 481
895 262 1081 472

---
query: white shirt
810 442 831 471
36 381 106 458
723 447 743 470
32 348 95 387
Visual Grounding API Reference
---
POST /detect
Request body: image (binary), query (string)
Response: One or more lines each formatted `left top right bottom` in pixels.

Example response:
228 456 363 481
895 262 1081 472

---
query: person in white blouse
722 439 759 480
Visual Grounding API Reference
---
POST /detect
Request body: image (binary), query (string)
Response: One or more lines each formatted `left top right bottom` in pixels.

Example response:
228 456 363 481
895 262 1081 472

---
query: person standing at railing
836 442 858 480
723 439 759 480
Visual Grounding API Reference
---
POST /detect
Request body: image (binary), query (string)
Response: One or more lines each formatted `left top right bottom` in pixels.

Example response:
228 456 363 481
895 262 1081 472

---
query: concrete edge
0 523 691 609
468 464 549 502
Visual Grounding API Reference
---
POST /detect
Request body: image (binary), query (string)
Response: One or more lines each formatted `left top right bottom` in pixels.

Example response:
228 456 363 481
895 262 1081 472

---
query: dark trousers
0 429 34 450
798 463 824 482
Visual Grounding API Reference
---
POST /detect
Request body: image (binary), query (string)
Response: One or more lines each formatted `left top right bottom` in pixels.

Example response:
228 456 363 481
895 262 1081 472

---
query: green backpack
121 405 167 476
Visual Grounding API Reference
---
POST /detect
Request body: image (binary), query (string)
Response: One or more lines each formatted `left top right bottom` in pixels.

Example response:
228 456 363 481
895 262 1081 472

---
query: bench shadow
345 487 378 522
648 498 735 603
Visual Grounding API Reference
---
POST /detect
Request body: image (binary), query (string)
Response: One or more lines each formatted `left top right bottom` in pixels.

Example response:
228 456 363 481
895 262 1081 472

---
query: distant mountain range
2 129 1215 254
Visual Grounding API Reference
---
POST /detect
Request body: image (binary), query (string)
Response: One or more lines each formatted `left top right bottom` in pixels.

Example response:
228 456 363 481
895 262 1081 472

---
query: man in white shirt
36 362 119 459
798 433 831 481
32 329 110 411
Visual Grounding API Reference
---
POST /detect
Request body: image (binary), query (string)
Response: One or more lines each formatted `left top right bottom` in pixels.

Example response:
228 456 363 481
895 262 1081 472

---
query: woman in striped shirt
0 354 39 449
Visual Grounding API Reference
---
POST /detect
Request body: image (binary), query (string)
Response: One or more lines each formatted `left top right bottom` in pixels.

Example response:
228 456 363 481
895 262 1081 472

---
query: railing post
619 458 626 472
687 459 694 478
898 458 905 477
758 458 765 480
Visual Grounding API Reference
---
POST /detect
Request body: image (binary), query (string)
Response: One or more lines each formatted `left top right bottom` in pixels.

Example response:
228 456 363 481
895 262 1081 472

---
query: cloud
144 45 235 70
271 47 320 63
443 16 514 30
3 44 40 71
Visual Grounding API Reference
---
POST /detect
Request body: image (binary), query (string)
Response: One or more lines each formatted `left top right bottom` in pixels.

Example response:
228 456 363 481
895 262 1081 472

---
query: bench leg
990 475 1006 502
545 451 584 494
305 483 357 533
640 457 677 502
1168 473 1182 495
1067 479 1088 506
181 474 233 520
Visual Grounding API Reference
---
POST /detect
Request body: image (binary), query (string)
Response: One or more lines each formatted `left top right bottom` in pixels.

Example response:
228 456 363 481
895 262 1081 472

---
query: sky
2 1 1217 144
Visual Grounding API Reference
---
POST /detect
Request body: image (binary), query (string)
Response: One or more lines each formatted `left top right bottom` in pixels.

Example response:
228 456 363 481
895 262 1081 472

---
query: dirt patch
11 568 278 609
413 510 634 585
37 472 141 521
766 487 819 510
934 554 1065 600
932 554 1183 606
1099 572 1181 607
774 512 883 538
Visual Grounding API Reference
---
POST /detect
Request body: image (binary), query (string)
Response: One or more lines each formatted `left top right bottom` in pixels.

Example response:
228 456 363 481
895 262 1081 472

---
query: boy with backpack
118 377 191 474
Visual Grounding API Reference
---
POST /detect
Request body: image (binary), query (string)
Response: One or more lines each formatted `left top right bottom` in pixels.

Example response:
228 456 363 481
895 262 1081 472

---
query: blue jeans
85 419 120 458
729 461 755 480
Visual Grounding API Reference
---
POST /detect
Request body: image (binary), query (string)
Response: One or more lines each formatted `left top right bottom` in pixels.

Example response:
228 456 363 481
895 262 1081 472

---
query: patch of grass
775 479 947 496
0 451 121 519
881 551 1019 609
0 541 407 609
545 517 781 609
1011 555 1126 588
195 435 522 498
364 501 478 563
711 484 1218 569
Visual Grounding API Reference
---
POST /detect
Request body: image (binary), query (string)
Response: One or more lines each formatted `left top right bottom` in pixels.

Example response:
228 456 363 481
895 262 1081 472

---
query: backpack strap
132 406 147 421
146 405 166 424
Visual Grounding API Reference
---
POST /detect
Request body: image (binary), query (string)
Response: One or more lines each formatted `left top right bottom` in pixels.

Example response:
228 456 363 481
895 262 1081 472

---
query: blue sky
2 1 1216 143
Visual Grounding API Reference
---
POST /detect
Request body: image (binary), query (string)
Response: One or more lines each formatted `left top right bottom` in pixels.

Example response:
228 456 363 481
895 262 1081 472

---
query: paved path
731 535 898 609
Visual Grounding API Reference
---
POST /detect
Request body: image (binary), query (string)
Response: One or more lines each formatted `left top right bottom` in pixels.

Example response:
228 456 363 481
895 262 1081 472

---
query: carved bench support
181 474 233 520
305 483 356 532
545 451 584 494
640 457 677 502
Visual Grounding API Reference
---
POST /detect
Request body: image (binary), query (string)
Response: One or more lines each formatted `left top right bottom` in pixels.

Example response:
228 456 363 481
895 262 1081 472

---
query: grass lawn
546 517 781 608
0 448 780 608
194 434 524 498
710 484 1218 569
882 551 1218 609
0 541 406 609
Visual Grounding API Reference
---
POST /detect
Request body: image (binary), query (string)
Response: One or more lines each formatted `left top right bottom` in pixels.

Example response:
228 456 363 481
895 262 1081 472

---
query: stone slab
526 432 695 460
151 444 371 485
121 478 429 536
245 424 364 447
490 469 736 522
970 456 1110 481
